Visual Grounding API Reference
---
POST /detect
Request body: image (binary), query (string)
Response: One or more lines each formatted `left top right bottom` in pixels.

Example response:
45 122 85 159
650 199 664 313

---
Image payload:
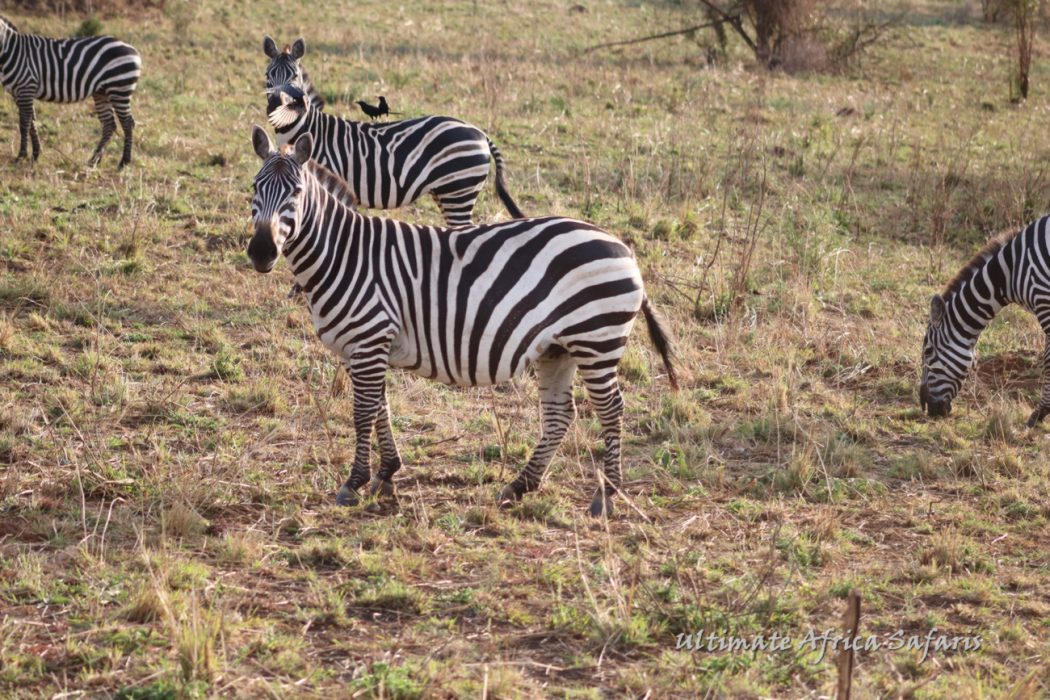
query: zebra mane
0 15 17 34
305 158 358 210
941 227 1017 299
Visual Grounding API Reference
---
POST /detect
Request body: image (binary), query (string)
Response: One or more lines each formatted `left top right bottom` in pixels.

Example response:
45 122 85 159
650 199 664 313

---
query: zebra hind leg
88 94 116 167
110 93 135 168
433 188 481 227
578 365 626 518
499 349 577 508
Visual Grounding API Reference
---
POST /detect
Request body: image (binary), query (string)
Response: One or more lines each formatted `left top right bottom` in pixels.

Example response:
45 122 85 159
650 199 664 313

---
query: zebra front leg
367 386 402 504
14 90 36 162
88 94 116 167
579 367 625 518
499 352 576 507
1027 333 1050 427
335 355 390 506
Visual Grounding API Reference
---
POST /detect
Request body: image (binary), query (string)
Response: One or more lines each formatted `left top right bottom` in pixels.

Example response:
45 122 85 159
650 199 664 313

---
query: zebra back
267 83 494 215
0 21 139 103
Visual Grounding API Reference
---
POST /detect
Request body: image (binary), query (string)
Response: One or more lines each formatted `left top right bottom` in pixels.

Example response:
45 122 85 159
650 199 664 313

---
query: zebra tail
641 296 679 390
487 138 525 219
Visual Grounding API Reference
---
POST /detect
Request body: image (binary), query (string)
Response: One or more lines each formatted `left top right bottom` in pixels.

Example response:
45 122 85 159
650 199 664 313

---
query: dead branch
580 16 738 55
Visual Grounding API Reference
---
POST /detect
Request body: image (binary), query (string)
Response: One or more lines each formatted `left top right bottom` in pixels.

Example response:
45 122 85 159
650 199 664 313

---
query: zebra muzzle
247 225 279 273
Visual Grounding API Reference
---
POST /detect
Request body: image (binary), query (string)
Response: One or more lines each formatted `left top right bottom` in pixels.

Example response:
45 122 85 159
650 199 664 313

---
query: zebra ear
279 90 294 107
293 133 313 165
291 38 306 60
252 125 274 160
263 35 278 58
929 295 945 326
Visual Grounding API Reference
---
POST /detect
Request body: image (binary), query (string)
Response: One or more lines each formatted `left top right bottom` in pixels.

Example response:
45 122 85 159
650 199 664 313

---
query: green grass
0 0 1049 698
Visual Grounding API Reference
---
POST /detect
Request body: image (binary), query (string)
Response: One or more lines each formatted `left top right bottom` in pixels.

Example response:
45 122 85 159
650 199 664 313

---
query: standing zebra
263 35 325 111
0 16 140 167
247 127 678 516
921 216 1050 426
267 83 524 226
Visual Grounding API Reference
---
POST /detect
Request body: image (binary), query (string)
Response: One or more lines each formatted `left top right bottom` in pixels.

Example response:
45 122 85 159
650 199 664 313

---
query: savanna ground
0 0 1048 697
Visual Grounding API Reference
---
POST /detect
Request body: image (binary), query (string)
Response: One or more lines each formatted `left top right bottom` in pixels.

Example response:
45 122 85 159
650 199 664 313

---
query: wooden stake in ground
836 589 861 700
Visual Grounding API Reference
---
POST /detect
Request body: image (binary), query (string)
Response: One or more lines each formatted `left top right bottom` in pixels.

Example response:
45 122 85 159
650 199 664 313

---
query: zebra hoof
587 493 613 518
368 479 396 499
335 485 360 507
497 485 522 509
1027 409 1046 428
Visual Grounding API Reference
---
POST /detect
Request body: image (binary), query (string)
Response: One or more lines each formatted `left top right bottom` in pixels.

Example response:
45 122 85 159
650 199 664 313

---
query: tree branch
697 0 760 55
580 16 738 55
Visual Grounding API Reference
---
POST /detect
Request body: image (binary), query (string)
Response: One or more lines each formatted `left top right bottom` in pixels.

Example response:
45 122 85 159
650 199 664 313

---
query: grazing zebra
263 36 325 111
247 127 678 516
266 83 524 226
0 16 141 167
921 216 1050 426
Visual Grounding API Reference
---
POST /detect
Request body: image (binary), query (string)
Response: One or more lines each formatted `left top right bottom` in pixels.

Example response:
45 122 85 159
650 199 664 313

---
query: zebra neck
944 256 1013 344
275 106 315 143
0 32 19 73
284 176 360 294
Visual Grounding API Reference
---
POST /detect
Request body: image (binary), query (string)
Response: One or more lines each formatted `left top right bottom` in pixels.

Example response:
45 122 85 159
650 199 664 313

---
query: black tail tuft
488 139 525 219
641 297 679 390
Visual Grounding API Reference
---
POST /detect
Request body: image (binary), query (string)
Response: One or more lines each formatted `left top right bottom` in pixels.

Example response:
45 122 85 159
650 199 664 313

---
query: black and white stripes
0 15 140 167
266 82 524 226
921 216 1050 426
247 127 677 516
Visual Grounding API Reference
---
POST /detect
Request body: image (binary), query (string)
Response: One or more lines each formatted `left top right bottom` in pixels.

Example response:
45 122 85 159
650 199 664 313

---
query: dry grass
0 0 1048 697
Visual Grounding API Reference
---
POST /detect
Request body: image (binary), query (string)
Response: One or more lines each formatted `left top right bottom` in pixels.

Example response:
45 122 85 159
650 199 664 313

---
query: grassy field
1 0 1049 697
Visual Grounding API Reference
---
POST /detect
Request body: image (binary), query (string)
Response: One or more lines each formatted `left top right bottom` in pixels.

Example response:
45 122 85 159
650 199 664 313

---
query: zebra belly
386 327 550 387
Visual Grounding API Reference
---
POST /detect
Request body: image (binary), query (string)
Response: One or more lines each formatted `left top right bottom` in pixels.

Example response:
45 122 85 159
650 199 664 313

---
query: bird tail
487 138 525 219
641 296 679 390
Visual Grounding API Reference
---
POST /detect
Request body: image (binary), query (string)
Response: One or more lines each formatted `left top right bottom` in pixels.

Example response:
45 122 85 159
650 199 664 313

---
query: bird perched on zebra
263 35 325 111
921 216 1050 426
356 96 400 121
266 82 524 227
0 16 140 167
247 127 678 517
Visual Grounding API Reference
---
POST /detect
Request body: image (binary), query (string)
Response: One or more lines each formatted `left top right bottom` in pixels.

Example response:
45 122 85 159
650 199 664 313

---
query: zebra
921 216 1050 427
263 35 325 111
266 82 524 227
0 16 141 167
247 126 678 516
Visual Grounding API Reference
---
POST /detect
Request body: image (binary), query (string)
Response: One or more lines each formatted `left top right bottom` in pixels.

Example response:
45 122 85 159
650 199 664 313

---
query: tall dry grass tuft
4 0 165 14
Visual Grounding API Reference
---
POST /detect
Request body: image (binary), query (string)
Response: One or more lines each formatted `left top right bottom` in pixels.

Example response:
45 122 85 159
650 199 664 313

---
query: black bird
356 96 400 120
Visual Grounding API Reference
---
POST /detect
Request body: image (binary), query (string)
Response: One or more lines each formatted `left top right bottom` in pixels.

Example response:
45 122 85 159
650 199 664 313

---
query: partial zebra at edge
920 215 1050 427
0 15 141 167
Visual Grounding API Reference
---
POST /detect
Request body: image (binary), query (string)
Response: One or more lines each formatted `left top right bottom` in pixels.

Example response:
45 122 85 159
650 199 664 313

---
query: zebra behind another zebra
0 16 140 167
247 126 677 516
921 216 1050 426
263 36 325 112
266 82 525 226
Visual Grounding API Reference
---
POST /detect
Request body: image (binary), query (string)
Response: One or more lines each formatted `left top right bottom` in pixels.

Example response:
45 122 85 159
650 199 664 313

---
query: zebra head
248 125 313 273
263 35 307 91
920 294 974 417
266 83 310 136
